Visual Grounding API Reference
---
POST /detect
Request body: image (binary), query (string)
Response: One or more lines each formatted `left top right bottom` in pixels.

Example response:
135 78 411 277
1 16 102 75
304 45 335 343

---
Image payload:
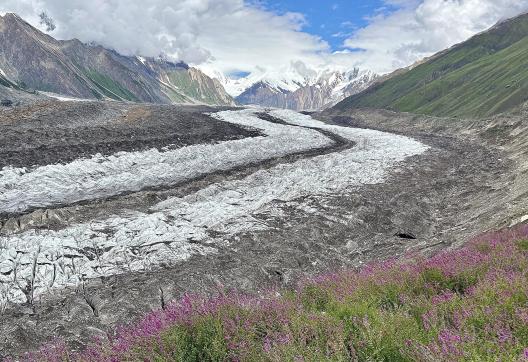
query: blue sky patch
256 0 401 51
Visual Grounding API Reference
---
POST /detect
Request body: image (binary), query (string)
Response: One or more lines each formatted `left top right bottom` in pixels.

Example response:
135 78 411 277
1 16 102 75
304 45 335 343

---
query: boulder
1 99 13 107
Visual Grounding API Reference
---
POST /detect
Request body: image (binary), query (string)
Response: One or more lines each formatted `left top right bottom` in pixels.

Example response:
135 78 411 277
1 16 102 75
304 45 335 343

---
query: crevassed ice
0 109 428 304
0 109 331 214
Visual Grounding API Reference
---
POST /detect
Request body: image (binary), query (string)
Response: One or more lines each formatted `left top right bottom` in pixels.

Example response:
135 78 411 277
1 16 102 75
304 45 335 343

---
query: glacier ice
0 109 428 304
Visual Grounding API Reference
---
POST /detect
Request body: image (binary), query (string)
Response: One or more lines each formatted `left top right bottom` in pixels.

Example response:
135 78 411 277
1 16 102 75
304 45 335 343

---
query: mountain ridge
0 13 235 106
332 12 528 119
235 68 377 111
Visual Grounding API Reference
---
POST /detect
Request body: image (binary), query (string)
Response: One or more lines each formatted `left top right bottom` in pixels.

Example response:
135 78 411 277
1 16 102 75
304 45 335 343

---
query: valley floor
0 101 522 357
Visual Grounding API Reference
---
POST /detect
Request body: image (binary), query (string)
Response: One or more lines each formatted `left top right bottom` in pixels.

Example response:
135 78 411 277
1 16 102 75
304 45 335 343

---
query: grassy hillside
20 224 528 361
163 69 233 106
334 13 528 119
82 69 139 102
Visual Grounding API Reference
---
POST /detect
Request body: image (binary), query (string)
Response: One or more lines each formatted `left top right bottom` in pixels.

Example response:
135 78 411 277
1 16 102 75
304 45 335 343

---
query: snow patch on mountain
40 92 91 102
202 62 377 104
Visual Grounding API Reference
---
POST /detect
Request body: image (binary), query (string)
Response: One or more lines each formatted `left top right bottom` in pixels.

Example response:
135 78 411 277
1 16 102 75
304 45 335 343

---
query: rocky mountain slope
235 68 377 111
333 12 528 119
0 71 45 105
0 13 234 106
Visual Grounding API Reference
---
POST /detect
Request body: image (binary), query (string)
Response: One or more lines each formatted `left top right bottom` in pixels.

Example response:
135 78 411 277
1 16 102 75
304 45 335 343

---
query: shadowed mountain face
236 69 377 111
0 13 234 106
333 12 528 119
0 65 45 106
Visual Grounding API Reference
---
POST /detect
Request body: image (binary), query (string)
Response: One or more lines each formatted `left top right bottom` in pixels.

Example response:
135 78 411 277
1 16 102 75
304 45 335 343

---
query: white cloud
2 0 231 64
345 0 528 72
1 0 528 83
0 0 330 72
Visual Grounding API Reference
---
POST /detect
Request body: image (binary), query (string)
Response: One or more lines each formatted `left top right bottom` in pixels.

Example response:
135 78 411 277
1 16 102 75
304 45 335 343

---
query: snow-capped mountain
202 64 378 111
200 61 322 98
236 68 377 111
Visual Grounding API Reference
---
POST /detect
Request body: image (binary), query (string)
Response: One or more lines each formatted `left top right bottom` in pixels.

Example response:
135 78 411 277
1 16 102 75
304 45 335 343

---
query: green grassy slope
164 69 231 105
82 69 139 102
334 13 528 118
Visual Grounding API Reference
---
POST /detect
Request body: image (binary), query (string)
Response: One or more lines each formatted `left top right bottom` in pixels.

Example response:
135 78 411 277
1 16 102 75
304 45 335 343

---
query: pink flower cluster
11 223 528 361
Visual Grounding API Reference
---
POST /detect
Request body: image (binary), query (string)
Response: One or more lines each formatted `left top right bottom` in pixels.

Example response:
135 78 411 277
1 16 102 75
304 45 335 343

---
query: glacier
0 109 428 304
0 109 330 214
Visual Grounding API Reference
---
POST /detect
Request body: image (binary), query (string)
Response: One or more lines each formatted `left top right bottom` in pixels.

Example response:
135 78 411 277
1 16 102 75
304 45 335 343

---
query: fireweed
12 224 528 361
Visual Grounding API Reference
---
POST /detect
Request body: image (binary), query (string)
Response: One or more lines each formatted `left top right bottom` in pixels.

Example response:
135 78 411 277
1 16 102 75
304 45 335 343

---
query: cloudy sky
1 0 528 79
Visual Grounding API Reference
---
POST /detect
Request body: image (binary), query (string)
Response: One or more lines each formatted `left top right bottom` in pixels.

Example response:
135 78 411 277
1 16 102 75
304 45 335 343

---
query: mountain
332 13 528 119
0 13 234 106
0 65 46 105
234 68 377 111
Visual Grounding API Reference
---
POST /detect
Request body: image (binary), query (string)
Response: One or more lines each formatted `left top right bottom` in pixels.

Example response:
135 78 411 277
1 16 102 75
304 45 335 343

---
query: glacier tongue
0 109 330 215
0 109 428 304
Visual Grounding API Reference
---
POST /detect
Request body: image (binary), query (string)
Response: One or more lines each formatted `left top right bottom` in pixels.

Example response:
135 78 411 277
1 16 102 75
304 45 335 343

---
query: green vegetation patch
82 69 139 102
335 14 528 119
163 70 228 105
20 223 528 361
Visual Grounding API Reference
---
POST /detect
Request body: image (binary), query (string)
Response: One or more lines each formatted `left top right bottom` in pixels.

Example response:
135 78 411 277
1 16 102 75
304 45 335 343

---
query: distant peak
1 12 35 30
249 81 271 89
2 12 22 21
